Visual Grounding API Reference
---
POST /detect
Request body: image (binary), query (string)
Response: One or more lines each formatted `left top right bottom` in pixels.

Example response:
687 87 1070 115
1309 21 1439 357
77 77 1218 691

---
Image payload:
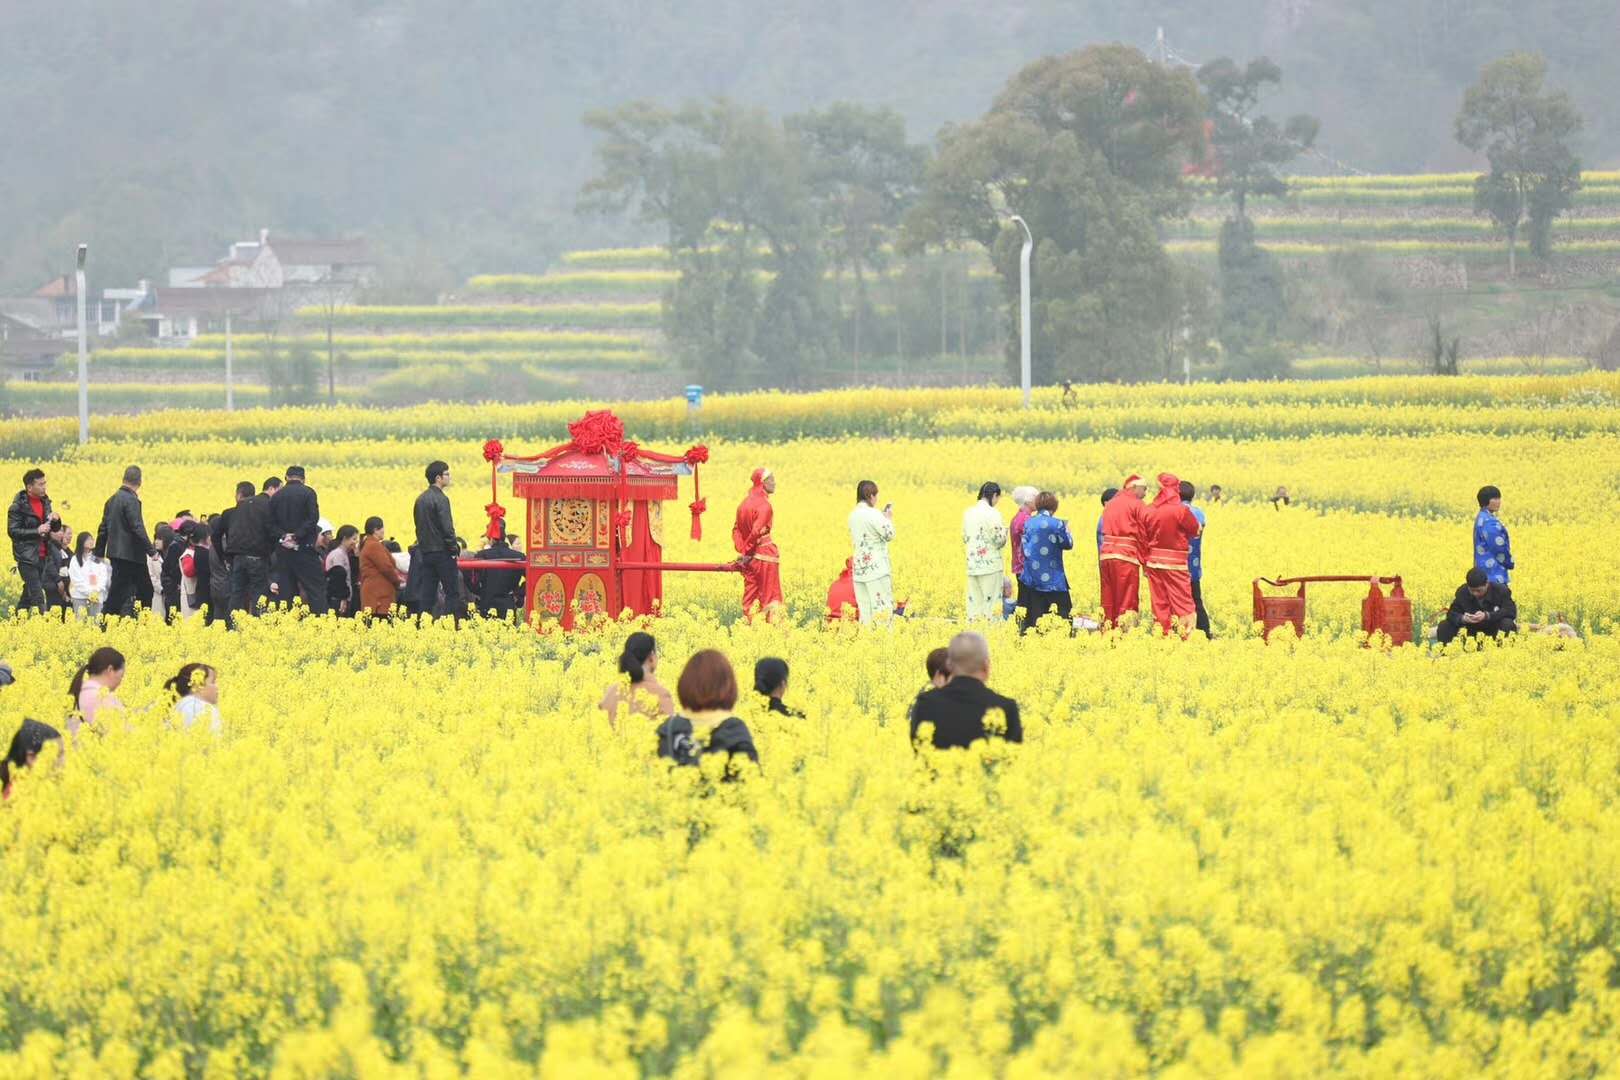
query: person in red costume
1098 474 1149 627
825 558 856 622
1143 472 1202 636
732 468 784 622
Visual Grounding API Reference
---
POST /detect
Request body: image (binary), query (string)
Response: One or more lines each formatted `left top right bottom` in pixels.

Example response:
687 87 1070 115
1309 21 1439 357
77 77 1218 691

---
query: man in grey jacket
95 466 156 617
412 460 462 620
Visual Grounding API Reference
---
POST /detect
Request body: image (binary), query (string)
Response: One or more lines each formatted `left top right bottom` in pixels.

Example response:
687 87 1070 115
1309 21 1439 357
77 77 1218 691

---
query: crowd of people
6 462 526 626
734 472 1213 636
591 627 1022 777
0 471 1531 800
10 463 1524 646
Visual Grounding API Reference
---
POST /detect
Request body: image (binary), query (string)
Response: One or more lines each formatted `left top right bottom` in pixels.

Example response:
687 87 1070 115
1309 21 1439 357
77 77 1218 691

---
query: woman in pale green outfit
847 479 896 624
962 482 1008 620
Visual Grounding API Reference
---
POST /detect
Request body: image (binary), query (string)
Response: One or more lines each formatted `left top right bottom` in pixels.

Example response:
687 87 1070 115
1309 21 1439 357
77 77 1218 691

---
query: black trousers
105 557 148 617
1436 618 1517 644
15 560 50 613
1020 588 1072 632
273 547 328 615
230 554 270 616
415 551 464 622
1192 577 1210 636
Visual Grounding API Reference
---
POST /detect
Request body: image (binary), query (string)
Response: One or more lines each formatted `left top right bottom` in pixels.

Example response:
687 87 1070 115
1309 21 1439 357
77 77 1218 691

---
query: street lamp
1008 215 1033 409
75 244 89 444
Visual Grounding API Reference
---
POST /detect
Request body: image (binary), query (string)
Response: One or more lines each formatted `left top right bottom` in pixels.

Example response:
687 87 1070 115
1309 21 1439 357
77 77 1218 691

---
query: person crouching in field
1437 567 1518 645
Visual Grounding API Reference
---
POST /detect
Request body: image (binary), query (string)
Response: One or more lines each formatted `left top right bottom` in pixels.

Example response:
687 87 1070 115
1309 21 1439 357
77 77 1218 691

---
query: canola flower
1 378 1618 1074
1 612 1618 1076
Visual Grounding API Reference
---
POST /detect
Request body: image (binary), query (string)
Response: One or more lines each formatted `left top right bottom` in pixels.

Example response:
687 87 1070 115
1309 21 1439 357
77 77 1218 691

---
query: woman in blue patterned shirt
1018 491 1074 633
1473 485 1513 586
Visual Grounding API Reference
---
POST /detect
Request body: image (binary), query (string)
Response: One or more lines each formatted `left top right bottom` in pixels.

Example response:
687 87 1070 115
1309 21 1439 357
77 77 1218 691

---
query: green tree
1216 217 1290 379
1195 57 1318 222
1455 52 1583 276
786 104 927 372
906 46 1205 384
581 100 832 387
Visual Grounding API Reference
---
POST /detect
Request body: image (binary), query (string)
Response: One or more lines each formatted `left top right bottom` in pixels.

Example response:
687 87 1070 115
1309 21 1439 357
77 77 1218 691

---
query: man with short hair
95 466 156 617
471 530 525 620
1473 484 1513 586
7 468 57 613
269 466 326 614
412 460 461 620
1437 567 1518 644
1180 480 1210 636
909 632 1023 750
229 478 279 616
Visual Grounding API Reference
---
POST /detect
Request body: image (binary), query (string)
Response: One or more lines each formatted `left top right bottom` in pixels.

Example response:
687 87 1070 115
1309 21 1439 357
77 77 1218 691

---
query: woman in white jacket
65 531 107 620
962 482 1009 620
847 480 896 624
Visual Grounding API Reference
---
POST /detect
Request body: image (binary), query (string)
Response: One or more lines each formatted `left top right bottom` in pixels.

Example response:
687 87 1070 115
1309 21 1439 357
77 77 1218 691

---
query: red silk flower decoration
567 410 626 455
482 439 504 463
684 445 709 466
618 441 640 463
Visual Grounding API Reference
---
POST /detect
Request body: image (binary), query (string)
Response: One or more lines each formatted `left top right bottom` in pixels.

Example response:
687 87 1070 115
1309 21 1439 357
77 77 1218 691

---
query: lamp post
1009 215 1033 408
75 244 89 444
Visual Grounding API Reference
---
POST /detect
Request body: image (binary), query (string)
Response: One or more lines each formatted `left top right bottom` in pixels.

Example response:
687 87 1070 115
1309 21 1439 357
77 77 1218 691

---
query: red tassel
689 465 704 540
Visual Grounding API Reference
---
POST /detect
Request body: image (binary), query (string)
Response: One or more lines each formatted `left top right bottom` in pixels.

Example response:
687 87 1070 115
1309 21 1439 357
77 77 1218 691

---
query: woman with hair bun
599 631 675 730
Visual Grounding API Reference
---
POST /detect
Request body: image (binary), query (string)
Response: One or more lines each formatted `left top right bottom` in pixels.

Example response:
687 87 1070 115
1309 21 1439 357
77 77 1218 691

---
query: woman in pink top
68 646 125 738
1007 486 1038 613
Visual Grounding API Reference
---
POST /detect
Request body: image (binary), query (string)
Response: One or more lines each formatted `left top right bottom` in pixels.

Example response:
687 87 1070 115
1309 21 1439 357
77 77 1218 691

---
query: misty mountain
3 0 1615 292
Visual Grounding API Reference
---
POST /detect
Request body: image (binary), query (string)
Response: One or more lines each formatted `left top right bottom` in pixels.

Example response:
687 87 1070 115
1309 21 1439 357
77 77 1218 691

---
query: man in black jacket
228 477 279 616
471 530 525 619
1437 567 1518 644
7 468 58 613
910 632 1023 750
95 466 156 617
269 465 327 614
412 460 462 621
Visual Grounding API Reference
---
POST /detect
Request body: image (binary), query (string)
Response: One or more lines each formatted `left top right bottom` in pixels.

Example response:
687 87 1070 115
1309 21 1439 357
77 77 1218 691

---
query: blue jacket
1473 508 1513 586
1019 512 1073 593
1187 504 1206 582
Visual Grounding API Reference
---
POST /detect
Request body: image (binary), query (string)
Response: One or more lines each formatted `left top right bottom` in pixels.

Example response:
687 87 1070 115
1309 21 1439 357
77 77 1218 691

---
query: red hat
1123 474 1145 489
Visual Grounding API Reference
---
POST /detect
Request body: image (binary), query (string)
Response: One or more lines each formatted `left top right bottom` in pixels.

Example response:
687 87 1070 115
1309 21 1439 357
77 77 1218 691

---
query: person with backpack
655 650 759 775
179 523 215 620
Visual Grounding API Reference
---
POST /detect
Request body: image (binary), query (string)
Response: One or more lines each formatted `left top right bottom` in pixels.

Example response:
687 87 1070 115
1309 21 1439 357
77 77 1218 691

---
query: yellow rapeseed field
2 379 1619 1076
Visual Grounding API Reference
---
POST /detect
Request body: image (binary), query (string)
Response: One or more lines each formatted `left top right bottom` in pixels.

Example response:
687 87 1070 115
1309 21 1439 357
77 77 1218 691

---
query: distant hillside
2 1 1618 294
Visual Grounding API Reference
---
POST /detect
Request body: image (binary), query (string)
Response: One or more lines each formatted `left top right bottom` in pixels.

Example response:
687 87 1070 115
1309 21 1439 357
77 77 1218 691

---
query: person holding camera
8 468 62 614
847 479 897 625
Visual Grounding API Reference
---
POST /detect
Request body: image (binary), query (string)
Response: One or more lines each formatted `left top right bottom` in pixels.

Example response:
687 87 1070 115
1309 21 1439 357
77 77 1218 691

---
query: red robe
732 473 783 620
826 559 856 622
1143 473 1201 634
1098 487 1148 625
619 501 662 616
